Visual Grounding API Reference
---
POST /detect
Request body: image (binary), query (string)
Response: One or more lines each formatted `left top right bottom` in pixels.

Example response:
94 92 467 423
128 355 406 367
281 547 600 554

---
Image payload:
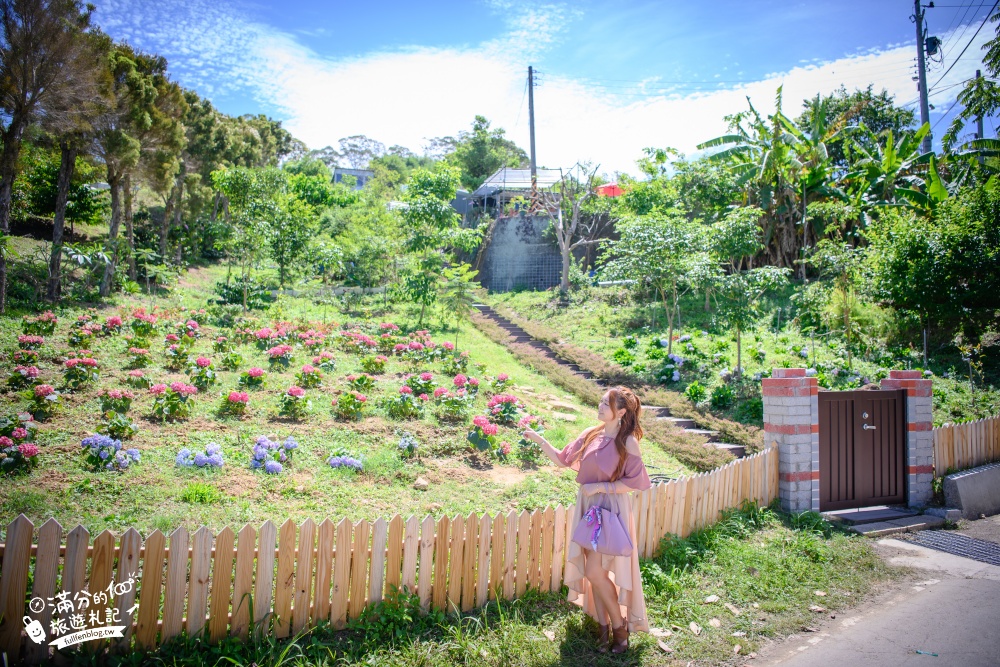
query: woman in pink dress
522 385 650 653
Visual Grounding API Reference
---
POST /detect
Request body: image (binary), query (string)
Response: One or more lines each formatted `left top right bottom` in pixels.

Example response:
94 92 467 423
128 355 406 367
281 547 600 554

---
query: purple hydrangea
264 460 283 474
327 455 363 471
176 443 222 468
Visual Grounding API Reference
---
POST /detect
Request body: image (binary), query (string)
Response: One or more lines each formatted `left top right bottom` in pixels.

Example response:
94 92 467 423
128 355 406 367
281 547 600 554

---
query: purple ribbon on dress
583 505 603 551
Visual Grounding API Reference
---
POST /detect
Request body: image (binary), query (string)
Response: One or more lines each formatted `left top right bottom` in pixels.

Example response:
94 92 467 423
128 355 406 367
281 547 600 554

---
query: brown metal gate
819 389 907 511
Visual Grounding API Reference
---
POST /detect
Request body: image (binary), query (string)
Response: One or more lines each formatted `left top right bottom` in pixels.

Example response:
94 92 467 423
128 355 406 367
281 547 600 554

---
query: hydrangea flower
327 455 363 471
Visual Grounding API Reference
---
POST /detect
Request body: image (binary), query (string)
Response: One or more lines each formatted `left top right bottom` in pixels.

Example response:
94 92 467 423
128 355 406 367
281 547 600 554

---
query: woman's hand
521 428 543 444
581 482 603 496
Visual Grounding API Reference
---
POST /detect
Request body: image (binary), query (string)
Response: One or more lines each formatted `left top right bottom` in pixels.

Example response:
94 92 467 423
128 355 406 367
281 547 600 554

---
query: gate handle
863 423 877 430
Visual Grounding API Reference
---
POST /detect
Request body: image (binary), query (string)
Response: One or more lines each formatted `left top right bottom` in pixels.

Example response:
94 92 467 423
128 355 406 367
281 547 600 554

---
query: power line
929 0 998 91
940 1 985 58
512 78 528 132
932 96 962 128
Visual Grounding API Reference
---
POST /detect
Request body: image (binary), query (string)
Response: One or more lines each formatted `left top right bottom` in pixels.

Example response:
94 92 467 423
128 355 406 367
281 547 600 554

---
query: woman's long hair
570 386 643 481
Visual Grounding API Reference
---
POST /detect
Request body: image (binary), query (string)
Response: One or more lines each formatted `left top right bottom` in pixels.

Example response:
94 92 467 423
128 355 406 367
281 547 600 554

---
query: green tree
600 214 703 355
446 116 527 191
439 263 479 344
269 192 316 287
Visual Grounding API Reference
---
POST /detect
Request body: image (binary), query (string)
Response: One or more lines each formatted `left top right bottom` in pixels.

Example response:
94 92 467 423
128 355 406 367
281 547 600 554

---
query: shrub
102 315 124 335
296 364 323 388
405 372 434 395
327 453 364 472
67 326 98 348
218 350 243 371
13 349 39 364
180 481 223 504
334 391 367 421
440 350 470 375
186 357 218 390
685 381 707 404
0 412 38 441
278 386 311 420
17 334 45 350
710 383 735 409
360 354 388 374
98 389 135 414
495 440 512 461
0 439 39 476
176 443 224 468
622 335 638 349
516 415 545 465
98 412 138 440
385 387 423 420
22 311 58 336
267 344 294 369
127 347 150 369
613 348 635 366
215 277 273 310
489 373 512 393
250 435 296 473
347 373 377 393
467 415 499 452
30 384 61 420
397 431 419 459
150 382 198 421
125 370 151 389
734 397 764 423
312 352 336 372
221 391 250 416
63 357 99 391
8 365 40 390
130 312 158 339
239 367 266 389
486 393 523 424
434 389 474 423
81 434 140 472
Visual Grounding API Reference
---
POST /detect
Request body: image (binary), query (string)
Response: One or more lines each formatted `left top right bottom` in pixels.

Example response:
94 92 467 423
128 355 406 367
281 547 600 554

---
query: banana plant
841 122 933 209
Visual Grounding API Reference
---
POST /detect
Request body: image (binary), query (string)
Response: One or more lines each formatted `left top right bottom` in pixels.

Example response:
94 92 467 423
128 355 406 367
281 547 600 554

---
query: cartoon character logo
23 616 46 644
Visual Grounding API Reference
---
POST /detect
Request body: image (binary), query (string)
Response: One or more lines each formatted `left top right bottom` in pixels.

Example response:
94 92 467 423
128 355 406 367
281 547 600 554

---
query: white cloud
93 1 995 177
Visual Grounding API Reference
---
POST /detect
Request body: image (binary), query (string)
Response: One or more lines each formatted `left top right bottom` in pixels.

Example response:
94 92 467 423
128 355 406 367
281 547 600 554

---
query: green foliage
214 276 272 310
710 383 735 409
684 380 707 404
612 348 635 366
444 115 528 191
349 585 446 644
180 481 223 504
439 263 479 343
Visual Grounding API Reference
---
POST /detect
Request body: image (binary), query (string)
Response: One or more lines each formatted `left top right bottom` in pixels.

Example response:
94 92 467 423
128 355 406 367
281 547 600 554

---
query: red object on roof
595 183 624 197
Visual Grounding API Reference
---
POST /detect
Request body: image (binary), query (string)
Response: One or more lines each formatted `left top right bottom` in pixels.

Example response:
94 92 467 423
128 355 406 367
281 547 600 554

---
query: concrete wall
762 368 820 513
881 370 934 508
479 213 561 292
943 461 1000 519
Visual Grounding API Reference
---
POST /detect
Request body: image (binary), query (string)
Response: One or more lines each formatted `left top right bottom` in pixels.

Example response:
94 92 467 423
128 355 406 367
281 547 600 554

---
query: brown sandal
596 624 610 653
611 623 629 653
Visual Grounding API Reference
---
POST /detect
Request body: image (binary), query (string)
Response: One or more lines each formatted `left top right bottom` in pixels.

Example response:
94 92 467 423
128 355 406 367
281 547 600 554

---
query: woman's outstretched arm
522 428 571 468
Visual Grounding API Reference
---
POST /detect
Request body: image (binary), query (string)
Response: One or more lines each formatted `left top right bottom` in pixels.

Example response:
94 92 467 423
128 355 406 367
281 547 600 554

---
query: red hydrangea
399 385 413 394
149 384 168 395
195 356 212 368
287 386 306 398
248 367 265 378
228 391 249 404
453 374 467 387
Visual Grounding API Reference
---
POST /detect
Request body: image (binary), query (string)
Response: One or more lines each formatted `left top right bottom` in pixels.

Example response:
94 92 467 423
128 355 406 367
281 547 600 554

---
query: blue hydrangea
176 448 193 466
327 455 363 471
264 460 283 474
251 435 290 473
194 453 208 467
176 444 222 468
283 436 298 450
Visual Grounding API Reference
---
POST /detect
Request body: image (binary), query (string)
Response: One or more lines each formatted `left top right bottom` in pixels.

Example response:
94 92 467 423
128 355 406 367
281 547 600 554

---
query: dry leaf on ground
657 640 673 653
542 630 555 641
814 590 827 597
809 605 827 613
735 644 742 655
650 627 672 638
704 594 720 603
725 602 741 616
689 622 702 636
709 618 722 628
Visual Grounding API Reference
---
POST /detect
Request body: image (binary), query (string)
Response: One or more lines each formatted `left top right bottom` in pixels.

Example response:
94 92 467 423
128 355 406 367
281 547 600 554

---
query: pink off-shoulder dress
558 429 651 633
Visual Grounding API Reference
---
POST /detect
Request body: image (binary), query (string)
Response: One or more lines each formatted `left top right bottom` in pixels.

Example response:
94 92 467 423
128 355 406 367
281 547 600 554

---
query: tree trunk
172 170 185 264
0 122 27 314
124 172 136 281
161 168 184 259
47 143 78 301
100 174 123 297
661 286 674 356
736 327 742 378
560 245 571 292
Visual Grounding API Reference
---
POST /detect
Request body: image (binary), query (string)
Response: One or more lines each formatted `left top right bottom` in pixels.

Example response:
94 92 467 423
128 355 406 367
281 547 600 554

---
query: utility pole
528 65 538 210
914 0 933 154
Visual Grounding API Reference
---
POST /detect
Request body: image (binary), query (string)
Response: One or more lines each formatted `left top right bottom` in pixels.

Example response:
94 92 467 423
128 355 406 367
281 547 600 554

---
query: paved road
760 518 1000 667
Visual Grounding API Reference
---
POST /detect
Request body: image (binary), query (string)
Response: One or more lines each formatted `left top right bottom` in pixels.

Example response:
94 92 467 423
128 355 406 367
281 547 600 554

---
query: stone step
712 443 746 459
824 507 917 526
845 515 946 537
657 416 697 429
684 428 720 443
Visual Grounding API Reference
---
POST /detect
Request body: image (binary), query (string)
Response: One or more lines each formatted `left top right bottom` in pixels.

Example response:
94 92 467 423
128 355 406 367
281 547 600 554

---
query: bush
214 276 273 310
334 391 367 421
612 348 635 366
734 397 764 423
278 387 311 420
710 383 735 409
98 412 138 440
685 381 707 404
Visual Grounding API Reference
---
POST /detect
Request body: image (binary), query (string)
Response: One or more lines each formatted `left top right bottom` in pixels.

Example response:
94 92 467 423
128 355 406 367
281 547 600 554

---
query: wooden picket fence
0 446 777 664
933 415 1000 475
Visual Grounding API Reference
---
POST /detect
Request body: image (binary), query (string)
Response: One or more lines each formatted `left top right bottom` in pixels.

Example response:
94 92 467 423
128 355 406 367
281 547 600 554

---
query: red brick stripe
764 423 818 435
907 465 933 475
773 368 806 378
907 422 933 432
889 370 923 380
762 387 815 397
779 470 819 482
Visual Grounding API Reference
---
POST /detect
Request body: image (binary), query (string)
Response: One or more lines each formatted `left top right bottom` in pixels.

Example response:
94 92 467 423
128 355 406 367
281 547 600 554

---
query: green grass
0 263 690 535
55 502 900 666
488 285 1000 427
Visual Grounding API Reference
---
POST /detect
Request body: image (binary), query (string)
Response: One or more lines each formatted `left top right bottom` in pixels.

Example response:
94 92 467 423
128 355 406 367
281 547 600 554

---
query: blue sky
92 0 998 175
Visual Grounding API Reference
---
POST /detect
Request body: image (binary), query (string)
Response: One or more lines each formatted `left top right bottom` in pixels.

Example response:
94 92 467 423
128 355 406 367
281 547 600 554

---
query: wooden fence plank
273 519 296 639
135 529 166 649
637 489 650 558
369 518 388 605
27 518 60 663
476 513 491 608
292 519 316 635
208 527 235 644
85 529 115 652
540 506 554 594
115 528 142 650
161 527 188 643
461 512 478 612
230 524 257 639
431 515 450 611
401 516 419 594
528 509 543 591
564 503 576 586
446 515 464 612
489 513 504 601
0 515 33 660
515 510 530 598
417 516 435 611
313 519 336 625
385 515 404 595
503 510 517 600
348 520 371 620
331 519 352 629
187 527 213 639
551 505 565 593
254 521 277 637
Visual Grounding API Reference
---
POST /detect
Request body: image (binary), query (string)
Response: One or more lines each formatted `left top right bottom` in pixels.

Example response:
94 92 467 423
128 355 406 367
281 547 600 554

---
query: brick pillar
762 368 819 513
880 370 933 508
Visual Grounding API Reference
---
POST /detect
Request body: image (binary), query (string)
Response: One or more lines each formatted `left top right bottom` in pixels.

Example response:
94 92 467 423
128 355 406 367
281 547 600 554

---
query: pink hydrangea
128 347 149 355
34 384 55 398
399 385 413 394
128 370 145 378
380 322 399 331
433 387 448 398
408 341 424 351
498 441 511 456
165 334 180 342
170 382 198 396
487 394 519 409
195 356 212 368
482 423 499 436
18 443 40 458
287 386 306 398
354 392 367 402
468 377 480 386
460 350 469 358
255 327 274 340
105 316 123 328
12 428 28 440
420 372 433 381
186 320 199 329
443 341 455 351
0 436 12 447
375 355 388 363
418 393 429 401
301 365 317 374
149 384 168 395
228 391 249 404
17 334 45 346
268 344 294 358
453 374 467 387
247 367 265 378
497 373 509 382
473 415 490 429
393 344 407 353
15 365 39 378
